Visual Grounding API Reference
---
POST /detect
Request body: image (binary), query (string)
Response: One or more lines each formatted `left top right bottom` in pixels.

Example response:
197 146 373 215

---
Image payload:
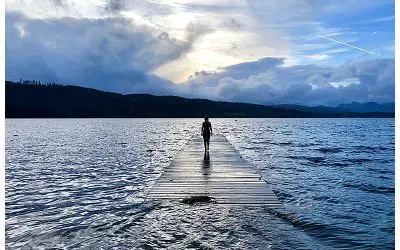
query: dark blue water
5 118 394 249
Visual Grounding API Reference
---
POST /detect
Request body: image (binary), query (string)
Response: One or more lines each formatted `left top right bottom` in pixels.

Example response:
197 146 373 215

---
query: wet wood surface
147 135 282 207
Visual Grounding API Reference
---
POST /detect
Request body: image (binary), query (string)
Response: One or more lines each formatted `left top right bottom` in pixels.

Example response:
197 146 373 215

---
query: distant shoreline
5 81 394 118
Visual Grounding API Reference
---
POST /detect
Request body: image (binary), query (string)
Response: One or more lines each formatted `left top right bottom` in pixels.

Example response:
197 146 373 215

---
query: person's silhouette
201 115 212 152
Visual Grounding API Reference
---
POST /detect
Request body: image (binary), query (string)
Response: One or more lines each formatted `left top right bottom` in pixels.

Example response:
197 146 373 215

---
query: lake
5 118 394 249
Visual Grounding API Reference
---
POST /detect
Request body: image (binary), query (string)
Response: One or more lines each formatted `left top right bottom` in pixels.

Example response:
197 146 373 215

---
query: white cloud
14 23 27 38
324 48 349 54
305 54 330 60
178 57 394 105
329 78 360 88
358 15 395 24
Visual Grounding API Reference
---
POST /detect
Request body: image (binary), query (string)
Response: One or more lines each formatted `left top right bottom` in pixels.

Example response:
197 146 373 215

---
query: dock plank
147 135 282 207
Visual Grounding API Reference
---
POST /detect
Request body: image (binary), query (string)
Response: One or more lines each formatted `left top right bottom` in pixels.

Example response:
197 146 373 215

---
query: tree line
5 80 394 118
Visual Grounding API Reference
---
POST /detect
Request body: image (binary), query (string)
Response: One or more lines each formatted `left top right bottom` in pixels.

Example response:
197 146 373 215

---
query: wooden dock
147 135 282 207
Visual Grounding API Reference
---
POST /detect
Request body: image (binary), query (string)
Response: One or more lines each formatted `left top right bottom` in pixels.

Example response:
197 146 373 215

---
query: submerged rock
181 195 215 205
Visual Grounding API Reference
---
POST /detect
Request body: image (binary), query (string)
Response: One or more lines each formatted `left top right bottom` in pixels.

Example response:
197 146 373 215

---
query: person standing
201 115 212 151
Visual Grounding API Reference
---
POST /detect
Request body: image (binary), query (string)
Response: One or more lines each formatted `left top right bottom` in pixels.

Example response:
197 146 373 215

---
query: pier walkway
147 135 282 207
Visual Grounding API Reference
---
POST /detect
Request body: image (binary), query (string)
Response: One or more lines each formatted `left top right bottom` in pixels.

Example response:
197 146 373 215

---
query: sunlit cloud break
5 0 394 105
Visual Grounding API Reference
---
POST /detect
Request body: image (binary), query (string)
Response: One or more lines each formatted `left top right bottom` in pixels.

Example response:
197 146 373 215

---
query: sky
5 0 395 105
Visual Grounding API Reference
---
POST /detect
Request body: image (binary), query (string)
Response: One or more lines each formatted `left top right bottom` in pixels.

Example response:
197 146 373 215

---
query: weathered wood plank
146 135 282 207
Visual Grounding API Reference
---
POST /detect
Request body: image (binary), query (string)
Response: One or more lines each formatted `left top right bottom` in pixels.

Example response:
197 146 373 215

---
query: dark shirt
202 121 212 133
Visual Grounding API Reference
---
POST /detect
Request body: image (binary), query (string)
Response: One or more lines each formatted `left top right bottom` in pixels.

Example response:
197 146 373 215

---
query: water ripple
5 118 394 249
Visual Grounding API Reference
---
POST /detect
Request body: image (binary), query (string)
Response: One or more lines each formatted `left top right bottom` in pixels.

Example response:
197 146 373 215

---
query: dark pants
203 131 210 150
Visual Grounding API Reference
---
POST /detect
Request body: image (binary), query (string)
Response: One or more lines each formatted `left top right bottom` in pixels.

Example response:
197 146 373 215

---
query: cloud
179 57 394 105
49 0 68 7
185 22 213 44
324 48 349 54
220 18 242 31
104 0 127 13
356 15 395 24
305 54 330 60
5 11 193 94
5 0 394 106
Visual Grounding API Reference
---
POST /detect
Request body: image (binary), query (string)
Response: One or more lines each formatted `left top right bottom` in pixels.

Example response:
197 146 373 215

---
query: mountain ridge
272 102 394 114
5 81 394 118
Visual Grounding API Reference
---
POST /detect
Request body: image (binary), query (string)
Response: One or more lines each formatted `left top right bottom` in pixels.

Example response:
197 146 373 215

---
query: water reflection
202 152 211 179
5 118 395 249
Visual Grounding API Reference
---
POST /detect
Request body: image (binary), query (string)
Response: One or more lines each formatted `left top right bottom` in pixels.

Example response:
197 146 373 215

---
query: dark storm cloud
5 12 193 94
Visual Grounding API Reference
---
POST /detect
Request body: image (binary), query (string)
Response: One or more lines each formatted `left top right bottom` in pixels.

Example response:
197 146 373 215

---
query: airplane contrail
319 35 380 56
